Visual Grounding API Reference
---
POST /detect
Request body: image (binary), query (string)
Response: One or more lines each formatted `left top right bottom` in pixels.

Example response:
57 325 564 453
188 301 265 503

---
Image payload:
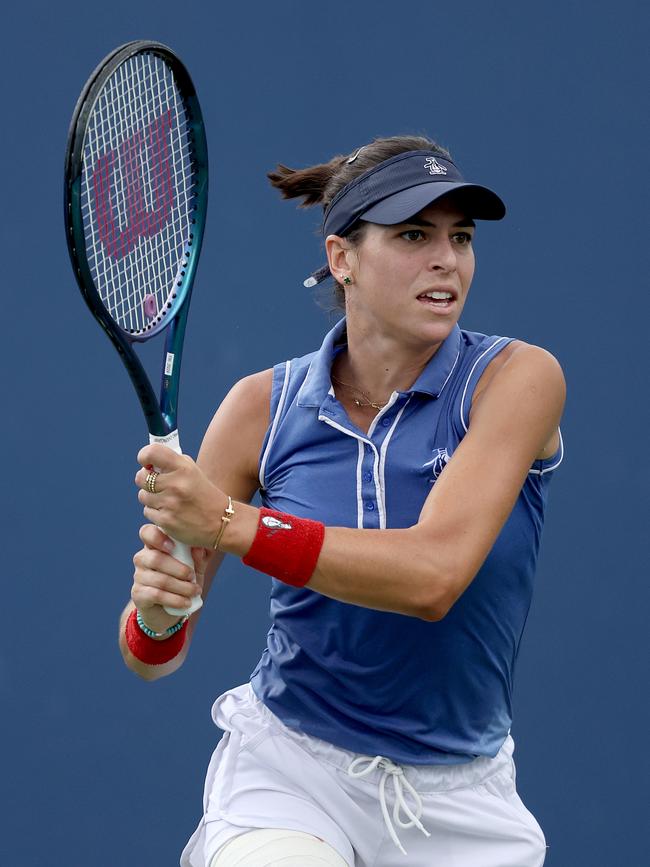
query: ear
325 234 355 282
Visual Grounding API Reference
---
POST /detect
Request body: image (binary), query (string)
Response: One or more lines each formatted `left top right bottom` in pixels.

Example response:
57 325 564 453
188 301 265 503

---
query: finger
134 547 194 581
137 443 183 472
191 546 210 567
132 580 198 613
139 524 175 553
134 567 200 598
191 547 211 580
134 466 168 492
142 505 165 526
138 488 165 508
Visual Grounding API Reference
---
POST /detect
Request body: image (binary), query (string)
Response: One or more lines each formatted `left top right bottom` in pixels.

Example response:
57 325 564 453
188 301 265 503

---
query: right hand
131 524 207 634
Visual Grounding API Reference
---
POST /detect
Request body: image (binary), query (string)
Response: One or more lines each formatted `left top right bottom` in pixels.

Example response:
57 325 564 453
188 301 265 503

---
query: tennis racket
64 41 208 616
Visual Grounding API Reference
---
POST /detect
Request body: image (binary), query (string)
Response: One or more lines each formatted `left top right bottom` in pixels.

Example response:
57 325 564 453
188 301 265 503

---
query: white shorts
180 684 547 867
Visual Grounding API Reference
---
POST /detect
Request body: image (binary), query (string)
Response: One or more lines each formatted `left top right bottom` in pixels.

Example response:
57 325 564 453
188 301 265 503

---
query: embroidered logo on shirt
424 157 448 176
423 447 450 482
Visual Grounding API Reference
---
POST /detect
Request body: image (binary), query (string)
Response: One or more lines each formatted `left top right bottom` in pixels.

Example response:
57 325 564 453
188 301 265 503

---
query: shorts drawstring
347 755 431 855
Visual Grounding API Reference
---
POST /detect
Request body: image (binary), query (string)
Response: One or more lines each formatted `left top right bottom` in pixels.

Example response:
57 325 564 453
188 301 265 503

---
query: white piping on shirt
528 428 564 475
459 337 511 433
378 397 412 529
356 440 365 528
458 339 564 478
438 348 461 397
259 360 291 490
366 394 400 529
317 415 376 528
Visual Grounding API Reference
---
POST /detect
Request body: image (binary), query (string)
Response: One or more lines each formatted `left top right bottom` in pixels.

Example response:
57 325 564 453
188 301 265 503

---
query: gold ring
145 471 159 494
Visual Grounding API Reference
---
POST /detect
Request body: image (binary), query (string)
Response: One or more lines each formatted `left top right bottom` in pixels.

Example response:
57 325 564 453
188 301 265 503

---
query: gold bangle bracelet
213 496 235 550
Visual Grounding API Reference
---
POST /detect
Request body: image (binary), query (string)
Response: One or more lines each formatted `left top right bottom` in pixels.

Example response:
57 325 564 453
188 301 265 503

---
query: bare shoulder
208 368 274 427
222 368 275 408
198 368 274 496
470 340 566 460
473 339 565 405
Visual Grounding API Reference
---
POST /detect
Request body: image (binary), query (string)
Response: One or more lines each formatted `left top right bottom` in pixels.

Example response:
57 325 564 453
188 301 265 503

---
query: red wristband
125 609 187 665
242 508 325 587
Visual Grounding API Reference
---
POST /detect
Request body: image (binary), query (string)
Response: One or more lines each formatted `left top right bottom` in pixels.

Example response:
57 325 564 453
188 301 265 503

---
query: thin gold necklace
331 374 390 409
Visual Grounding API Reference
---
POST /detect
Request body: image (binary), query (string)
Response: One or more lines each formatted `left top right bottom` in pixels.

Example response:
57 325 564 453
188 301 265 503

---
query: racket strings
81 51 196 334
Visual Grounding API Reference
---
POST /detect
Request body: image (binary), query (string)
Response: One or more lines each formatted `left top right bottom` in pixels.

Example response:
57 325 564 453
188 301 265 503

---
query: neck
334 316 445 398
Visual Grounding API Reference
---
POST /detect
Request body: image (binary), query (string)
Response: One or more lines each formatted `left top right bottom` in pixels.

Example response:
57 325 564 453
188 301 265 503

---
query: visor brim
360 182 506 225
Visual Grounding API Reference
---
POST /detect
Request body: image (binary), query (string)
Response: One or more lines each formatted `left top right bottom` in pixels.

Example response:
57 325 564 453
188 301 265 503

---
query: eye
400 229 426 242
452 231 473 245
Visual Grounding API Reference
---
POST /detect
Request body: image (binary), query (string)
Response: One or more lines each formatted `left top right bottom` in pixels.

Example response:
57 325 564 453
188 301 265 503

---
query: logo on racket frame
92 109 175 260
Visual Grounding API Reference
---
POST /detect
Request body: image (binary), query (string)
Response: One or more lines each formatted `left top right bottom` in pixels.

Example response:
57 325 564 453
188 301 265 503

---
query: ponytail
268 135 452 218
267 155 348 208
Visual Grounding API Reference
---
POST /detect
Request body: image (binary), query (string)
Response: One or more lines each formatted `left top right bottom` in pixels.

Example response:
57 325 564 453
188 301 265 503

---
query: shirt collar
296 318 462 408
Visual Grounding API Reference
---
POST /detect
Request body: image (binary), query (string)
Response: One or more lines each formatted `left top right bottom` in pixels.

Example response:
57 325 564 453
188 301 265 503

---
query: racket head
64 40 208 345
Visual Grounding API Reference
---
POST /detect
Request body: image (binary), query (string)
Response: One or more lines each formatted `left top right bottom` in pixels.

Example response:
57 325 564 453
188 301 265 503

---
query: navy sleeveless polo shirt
250 318 563 765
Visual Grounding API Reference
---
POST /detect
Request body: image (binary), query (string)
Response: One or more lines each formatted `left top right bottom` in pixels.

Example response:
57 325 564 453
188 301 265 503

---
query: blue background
1 1 647 864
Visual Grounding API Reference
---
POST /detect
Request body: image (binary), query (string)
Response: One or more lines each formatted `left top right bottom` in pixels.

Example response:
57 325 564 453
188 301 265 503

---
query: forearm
312 525 449 618
223 503 450 620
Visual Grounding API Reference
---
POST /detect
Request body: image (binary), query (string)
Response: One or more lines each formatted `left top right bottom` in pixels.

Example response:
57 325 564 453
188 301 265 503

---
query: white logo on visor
424 157 448 175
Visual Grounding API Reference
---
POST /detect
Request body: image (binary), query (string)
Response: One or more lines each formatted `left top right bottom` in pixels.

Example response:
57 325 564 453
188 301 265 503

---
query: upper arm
197 368 274 492
193 368 273 598
416 342 566 613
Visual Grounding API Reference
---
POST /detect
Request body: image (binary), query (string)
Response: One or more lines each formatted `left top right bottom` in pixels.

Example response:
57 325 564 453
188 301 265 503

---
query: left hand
135 444 227 548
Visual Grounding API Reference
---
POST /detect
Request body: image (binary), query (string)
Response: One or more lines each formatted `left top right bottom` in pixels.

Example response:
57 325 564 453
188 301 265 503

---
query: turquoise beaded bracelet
136 609 188 639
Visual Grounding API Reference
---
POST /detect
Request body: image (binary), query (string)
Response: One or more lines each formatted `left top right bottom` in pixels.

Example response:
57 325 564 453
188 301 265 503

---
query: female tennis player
120 135 565 867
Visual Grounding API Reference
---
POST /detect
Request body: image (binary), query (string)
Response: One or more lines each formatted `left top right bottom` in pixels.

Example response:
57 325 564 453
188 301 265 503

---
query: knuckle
145 550 161 571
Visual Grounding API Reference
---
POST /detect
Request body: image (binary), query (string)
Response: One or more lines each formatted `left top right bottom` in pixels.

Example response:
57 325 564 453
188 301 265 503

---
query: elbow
416 599 451 622
121 649 183 681
413 584 452 622
415 567 469 622
133 665 165 682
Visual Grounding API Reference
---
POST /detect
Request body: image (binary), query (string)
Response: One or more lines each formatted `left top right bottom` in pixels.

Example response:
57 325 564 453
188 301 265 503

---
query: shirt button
363 471 373 483
365 501 375 511
382 417 391 427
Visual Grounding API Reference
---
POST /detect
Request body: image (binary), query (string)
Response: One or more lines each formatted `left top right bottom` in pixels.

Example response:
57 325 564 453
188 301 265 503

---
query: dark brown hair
268 135 452 308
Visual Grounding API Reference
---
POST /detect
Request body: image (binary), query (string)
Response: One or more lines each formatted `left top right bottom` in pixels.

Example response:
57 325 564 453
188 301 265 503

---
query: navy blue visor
322 150 505 238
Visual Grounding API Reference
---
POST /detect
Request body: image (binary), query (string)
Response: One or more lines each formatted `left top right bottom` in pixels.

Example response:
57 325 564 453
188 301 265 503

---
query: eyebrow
401 216 476 228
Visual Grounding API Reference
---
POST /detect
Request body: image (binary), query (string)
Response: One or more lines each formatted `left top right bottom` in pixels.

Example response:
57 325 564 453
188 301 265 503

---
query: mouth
416 287 458 312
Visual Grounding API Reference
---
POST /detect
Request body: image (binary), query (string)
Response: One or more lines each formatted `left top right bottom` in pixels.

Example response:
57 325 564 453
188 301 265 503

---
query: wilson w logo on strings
91 110 175 260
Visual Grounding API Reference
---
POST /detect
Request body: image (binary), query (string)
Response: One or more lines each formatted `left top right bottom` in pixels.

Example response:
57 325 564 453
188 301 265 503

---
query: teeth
424 291 453 300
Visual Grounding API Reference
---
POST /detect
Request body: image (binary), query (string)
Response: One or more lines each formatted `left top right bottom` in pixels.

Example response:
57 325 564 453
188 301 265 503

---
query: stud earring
342 275 352 285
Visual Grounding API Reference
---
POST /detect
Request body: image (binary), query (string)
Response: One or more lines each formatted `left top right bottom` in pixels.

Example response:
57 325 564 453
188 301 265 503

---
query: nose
428 236 457 272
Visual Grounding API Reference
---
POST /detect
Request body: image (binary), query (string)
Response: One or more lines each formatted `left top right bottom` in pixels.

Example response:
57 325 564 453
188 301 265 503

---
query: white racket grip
148 430 203 617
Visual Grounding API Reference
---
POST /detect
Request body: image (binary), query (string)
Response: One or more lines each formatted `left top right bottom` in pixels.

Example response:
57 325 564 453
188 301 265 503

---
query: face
327 198 476 349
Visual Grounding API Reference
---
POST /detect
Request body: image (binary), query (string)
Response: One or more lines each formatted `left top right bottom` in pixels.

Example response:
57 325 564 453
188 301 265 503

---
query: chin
414 316 459 346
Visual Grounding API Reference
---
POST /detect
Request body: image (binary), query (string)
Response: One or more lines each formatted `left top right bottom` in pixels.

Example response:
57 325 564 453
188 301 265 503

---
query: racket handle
149 430 203 617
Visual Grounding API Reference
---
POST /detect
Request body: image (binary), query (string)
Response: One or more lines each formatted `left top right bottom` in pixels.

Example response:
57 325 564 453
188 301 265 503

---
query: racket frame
64 40 209 438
